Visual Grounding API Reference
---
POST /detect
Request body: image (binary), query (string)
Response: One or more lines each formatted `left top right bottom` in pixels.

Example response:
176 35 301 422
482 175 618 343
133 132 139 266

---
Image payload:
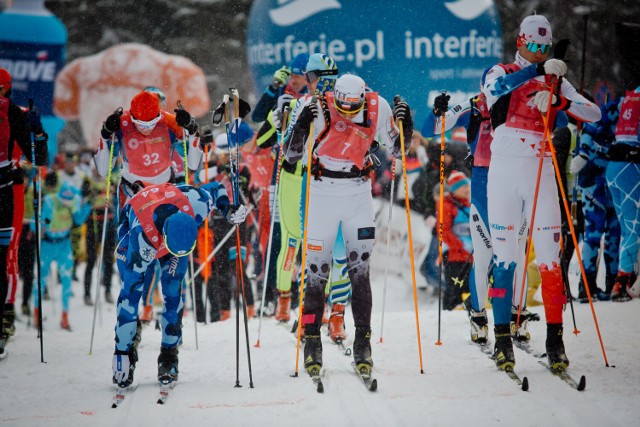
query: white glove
570 154 588 174
533 91 557 113
425 215 437 229
112 353 131 385
226 204 248 224
272 108 282 130
543 59 567 77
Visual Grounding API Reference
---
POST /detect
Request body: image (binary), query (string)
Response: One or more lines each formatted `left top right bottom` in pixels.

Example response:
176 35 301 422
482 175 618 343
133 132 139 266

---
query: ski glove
394 101 412 123
272 66 291 88
27 109 44 135
175 109 198 135
570 154 588 174
297 102 319 130
533 91 557 114
112 353 132 385
226 204 248 225
537 59 567 77
432 93 450 117
102 110 122 139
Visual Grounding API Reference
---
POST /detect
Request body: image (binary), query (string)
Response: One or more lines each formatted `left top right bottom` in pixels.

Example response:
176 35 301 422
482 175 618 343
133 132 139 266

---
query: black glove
101 109 122 139
174 109 191 127
393 101 411 123
199 126 214 147
81 179 91 197
296 101 319 130
27 109 44 135
432 93 450 117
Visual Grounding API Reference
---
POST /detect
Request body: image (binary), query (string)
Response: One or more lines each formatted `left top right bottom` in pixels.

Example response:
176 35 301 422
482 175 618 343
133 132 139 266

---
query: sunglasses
131 114 161 132
526 42 551 54
304 68 338 84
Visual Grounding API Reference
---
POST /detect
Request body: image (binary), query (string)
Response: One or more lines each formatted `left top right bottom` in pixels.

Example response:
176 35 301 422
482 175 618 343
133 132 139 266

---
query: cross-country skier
111 182 247 388
0 68 48 357
284 72 412 376
570 102 621 301
482 15 601 371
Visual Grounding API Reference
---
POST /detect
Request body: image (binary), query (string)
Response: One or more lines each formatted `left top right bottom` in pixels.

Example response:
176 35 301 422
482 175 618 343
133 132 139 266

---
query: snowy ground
1 257 639 427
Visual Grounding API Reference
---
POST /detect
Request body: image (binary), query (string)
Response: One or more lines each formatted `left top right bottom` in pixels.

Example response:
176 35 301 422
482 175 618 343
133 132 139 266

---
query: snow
2 211 640 426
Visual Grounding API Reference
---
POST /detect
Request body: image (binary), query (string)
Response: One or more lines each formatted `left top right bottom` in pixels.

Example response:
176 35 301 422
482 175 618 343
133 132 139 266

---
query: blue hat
228 121 254 147
58 182 78 205
289 53 309 75
163 212 197 257
305 53 338 95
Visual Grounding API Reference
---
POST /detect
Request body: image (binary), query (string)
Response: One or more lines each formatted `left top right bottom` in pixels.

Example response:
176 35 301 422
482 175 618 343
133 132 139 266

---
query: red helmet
130 91 160 121
0 68 11 90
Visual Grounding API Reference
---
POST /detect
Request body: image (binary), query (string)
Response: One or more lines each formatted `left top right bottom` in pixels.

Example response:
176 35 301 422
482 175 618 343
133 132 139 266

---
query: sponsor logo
165 191 176 198
307 239 324 251
540 225 561 231
168 256 179 275
538 27 547 37
269 0 341 27
444 0 493 21
283 237 298 271
357 227 375 240
0 58 56 82
128 138 139 150
335 121 347 132
472 214 479 222
475 224 491 248
554 232 560 242
491 223 514 231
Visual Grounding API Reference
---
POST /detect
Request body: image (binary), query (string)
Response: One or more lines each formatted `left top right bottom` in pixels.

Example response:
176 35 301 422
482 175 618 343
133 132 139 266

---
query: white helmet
333 74 366 114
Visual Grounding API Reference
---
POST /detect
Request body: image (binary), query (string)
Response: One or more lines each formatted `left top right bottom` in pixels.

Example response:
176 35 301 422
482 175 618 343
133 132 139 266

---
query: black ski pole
28 100 44 363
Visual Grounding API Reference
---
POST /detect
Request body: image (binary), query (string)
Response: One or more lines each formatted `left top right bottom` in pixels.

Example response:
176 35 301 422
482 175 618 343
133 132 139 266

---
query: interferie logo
247 0 503 127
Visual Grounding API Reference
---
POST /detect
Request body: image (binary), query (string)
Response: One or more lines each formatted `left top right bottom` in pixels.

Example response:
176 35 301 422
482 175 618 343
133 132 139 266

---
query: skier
284 73 412 376
94 90 203 209
111 181 247 387
32 176 91 330
482 15 601 371
252 53 309 123
570 102 621 301
578 90 640 301
0 68 48 356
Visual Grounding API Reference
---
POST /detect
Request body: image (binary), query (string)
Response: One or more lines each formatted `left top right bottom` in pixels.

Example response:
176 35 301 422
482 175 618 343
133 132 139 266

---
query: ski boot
304 324 323 374
2 304 16 337
60 312 72 331
157 346 179 384
246 304 255 319
83 294 93 306
21 303 30 317
133 319 142 349
611 272 636 302
510 307 531 343
545 323 570 371
493 324 515 371
468 308 488 345
33 307 40 330
353 325 373 373
112 348 138 388
274 291 291 322
220 310 231 321
328 303 346 342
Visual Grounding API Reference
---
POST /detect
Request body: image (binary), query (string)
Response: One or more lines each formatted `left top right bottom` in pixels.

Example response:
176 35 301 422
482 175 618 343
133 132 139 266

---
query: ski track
0 261 639 426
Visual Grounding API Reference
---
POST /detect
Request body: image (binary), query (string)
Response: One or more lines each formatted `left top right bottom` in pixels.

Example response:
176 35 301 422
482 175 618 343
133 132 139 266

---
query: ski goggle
131 114 162 132
525 41 551 54
163 232 196 258
334 96 364 115
304 68 338 84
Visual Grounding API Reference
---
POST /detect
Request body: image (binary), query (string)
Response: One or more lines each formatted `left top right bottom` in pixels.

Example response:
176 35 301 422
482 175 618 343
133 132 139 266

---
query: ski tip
111 403 118 409
369 379 378 392
578 375 586 391
157 399 165 405
317 381 324 393
521 376 529 392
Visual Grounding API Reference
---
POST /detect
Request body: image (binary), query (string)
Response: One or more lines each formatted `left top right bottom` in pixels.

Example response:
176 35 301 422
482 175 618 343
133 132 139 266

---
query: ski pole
89 125 118 355
379 160 397 343
255 107 289 347
394 96 424 373
188 253 199 350
436 94 447 347
294 100 317 377
28 100 45 363
541 112 610 367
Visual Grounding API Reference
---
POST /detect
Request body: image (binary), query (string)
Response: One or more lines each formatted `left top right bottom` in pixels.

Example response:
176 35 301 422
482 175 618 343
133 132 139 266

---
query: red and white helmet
333 74 366 114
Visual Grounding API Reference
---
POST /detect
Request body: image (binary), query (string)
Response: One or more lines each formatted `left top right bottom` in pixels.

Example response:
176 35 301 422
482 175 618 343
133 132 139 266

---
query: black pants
84 211 116 297
0 180 14 323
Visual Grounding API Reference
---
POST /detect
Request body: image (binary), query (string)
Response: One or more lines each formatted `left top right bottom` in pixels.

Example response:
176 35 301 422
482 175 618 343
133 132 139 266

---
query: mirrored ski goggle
163 232 197 258
334 96 364 115
131 114 162 132
304 68 338 84
525 42 551 54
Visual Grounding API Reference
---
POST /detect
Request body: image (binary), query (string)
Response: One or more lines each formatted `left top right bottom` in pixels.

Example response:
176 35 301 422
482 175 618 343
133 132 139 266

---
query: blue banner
247 0 503 125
